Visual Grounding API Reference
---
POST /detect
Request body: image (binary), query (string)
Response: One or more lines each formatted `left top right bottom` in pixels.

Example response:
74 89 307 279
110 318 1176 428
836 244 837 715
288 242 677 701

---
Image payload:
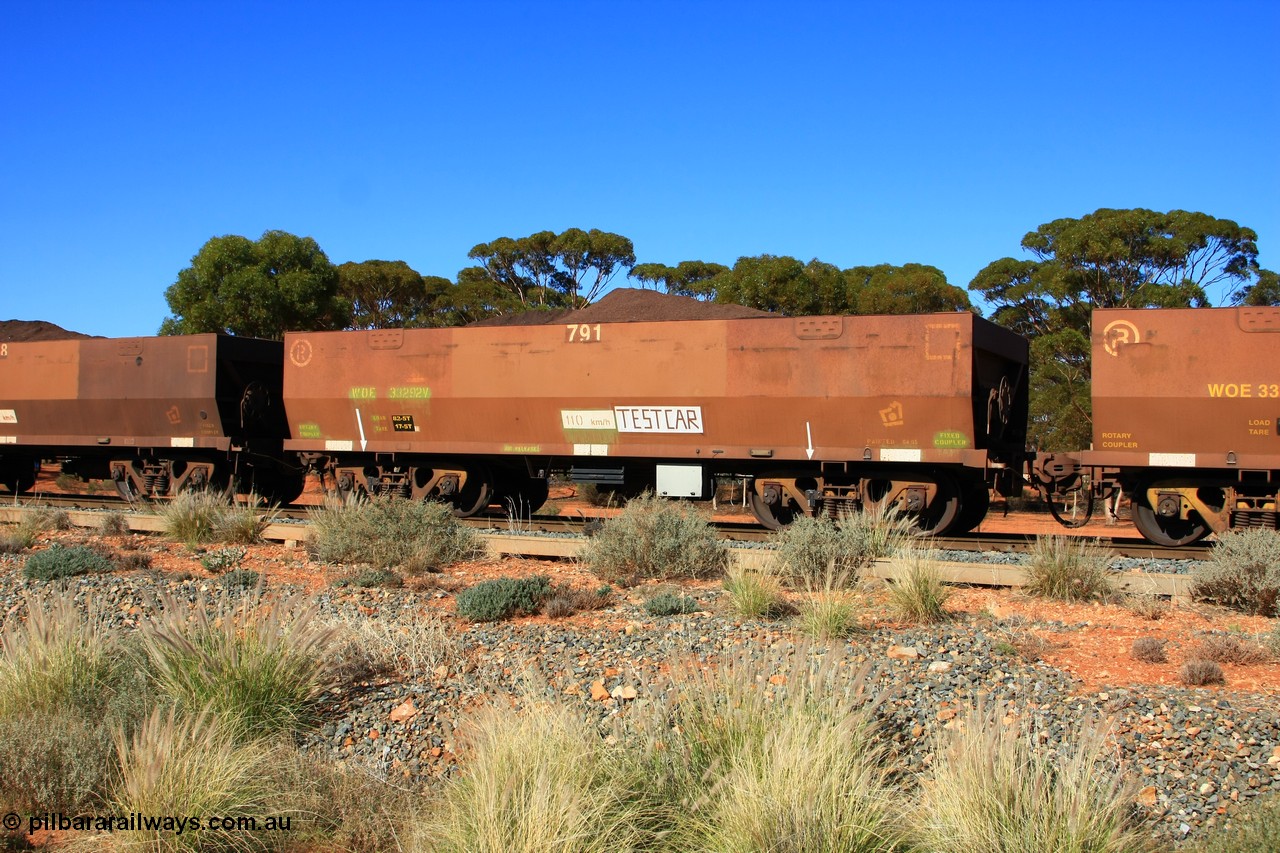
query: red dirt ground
20 469 1280 698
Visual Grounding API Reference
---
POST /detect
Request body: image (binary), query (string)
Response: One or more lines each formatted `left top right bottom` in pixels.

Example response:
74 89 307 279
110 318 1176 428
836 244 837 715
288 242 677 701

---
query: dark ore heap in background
0 320 95 342
469 288 770 327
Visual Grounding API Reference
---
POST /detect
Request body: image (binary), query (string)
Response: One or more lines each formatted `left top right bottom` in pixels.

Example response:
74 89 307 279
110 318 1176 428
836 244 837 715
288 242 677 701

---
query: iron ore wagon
0 334 302 502
283 311 1028 534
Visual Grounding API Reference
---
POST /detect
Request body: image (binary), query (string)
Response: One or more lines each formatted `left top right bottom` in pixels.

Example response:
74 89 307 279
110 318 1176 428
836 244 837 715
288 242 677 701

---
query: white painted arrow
805 421 814 460
356 408 367 451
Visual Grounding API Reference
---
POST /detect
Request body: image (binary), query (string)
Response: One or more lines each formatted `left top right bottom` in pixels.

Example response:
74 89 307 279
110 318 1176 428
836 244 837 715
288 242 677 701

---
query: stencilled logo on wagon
289 338 313 368
1102 320 1140 356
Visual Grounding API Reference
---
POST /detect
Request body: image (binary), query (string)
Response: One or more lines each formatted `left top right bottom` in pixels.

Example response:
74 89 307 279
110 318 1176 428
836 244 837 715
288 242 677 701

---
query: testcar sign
613 406 703 434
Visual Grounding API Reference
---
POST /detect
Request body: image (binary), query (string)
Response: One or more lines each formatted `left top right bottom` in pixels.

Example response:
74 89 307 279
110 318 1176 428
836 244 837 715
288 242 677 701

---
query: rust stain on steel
0 335 286 451
1086 306 1280 469
284 313 1027 466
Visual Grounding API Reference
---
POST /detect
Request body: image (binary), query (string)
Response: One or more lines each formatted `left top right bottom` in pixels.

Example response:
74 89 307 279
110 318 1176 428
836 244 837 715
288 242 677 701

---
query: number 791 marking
566 323 602 343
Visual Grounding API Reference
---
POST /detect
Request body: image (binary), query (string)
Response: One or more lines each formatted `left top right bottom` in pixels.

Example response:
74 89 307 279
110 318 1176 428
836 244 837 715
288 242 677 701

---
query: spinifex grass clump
640 647 906 852
797 567 861 640
419 700 648 853
884 547 951 623
141 590 343 739
722 563 788 619
110 706 291 853
159 489 234 546
581 493 728 583
1192 528 1280 615
918 707 1147 853
308 496 484 575
0 596 150 816
1024 535 1116 602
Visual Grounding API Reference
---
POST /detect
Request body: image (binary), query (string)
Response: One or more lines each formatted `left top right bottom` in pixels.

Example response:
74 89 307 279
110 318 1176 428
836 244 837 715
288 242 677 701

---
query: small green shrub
352 567 404 588
0 706 116 816
1191 633 1270 665
1179 659 1225 686
542 584 612 619
772 515 864 587
722 564 788 619
1123 593 1169 620
1130 637 1167 663
0 598 152 816
200 545 247 574
1192 528 1280 615
1023 535 1116 602
798 588 859 640
644 590 700 617
117 551 153 571
23 543 115 580
221 568 262 589
308 497 484 575
885 548 950 623
642 648 903 853
581 493 728 583
99 511 131 536
455 575 553 622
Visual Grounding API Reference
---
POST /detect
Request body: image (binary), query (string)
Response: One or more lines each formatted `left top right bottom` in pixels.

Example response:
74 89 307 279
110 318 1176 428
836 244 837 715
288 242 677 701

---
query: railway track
5 494 1213 561
1 499 1209 600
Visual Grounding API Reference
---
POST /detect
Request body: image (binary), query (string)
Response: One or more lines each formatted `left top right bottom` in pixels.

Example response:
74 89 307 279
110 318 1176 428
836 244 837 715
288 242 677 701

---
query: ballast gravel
0 562 1275 848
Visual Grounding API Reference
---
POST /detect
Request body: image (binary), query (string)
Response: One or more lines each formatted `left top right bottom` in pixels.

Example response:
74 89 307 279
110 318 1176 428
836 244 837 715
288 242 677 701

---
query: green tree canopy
338 260 435 329
706 255 970 316
466 228 636 308
426 269 523 326
970 208 1262 450
160 230 349 339
630 260 730 300
846 263 973 314
1235 269 1280 306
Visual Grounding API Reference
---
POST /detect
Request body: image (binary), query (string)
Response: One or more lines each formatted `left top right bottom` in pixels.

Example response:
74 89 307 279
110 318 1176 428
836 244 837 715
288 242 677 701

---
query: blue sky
3 1 1276 337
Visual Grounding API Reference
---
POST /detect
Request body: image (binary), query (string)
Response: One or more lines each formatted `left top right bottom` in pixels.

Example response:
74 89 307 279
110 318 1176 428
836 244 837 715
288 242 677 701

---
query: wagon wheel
451 467 494 518
0 458 37 495
859 473 960 535
1130 483 1209 547
949 480 991 535
748 480 799 530
916 473 961 535
493 472 550 515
